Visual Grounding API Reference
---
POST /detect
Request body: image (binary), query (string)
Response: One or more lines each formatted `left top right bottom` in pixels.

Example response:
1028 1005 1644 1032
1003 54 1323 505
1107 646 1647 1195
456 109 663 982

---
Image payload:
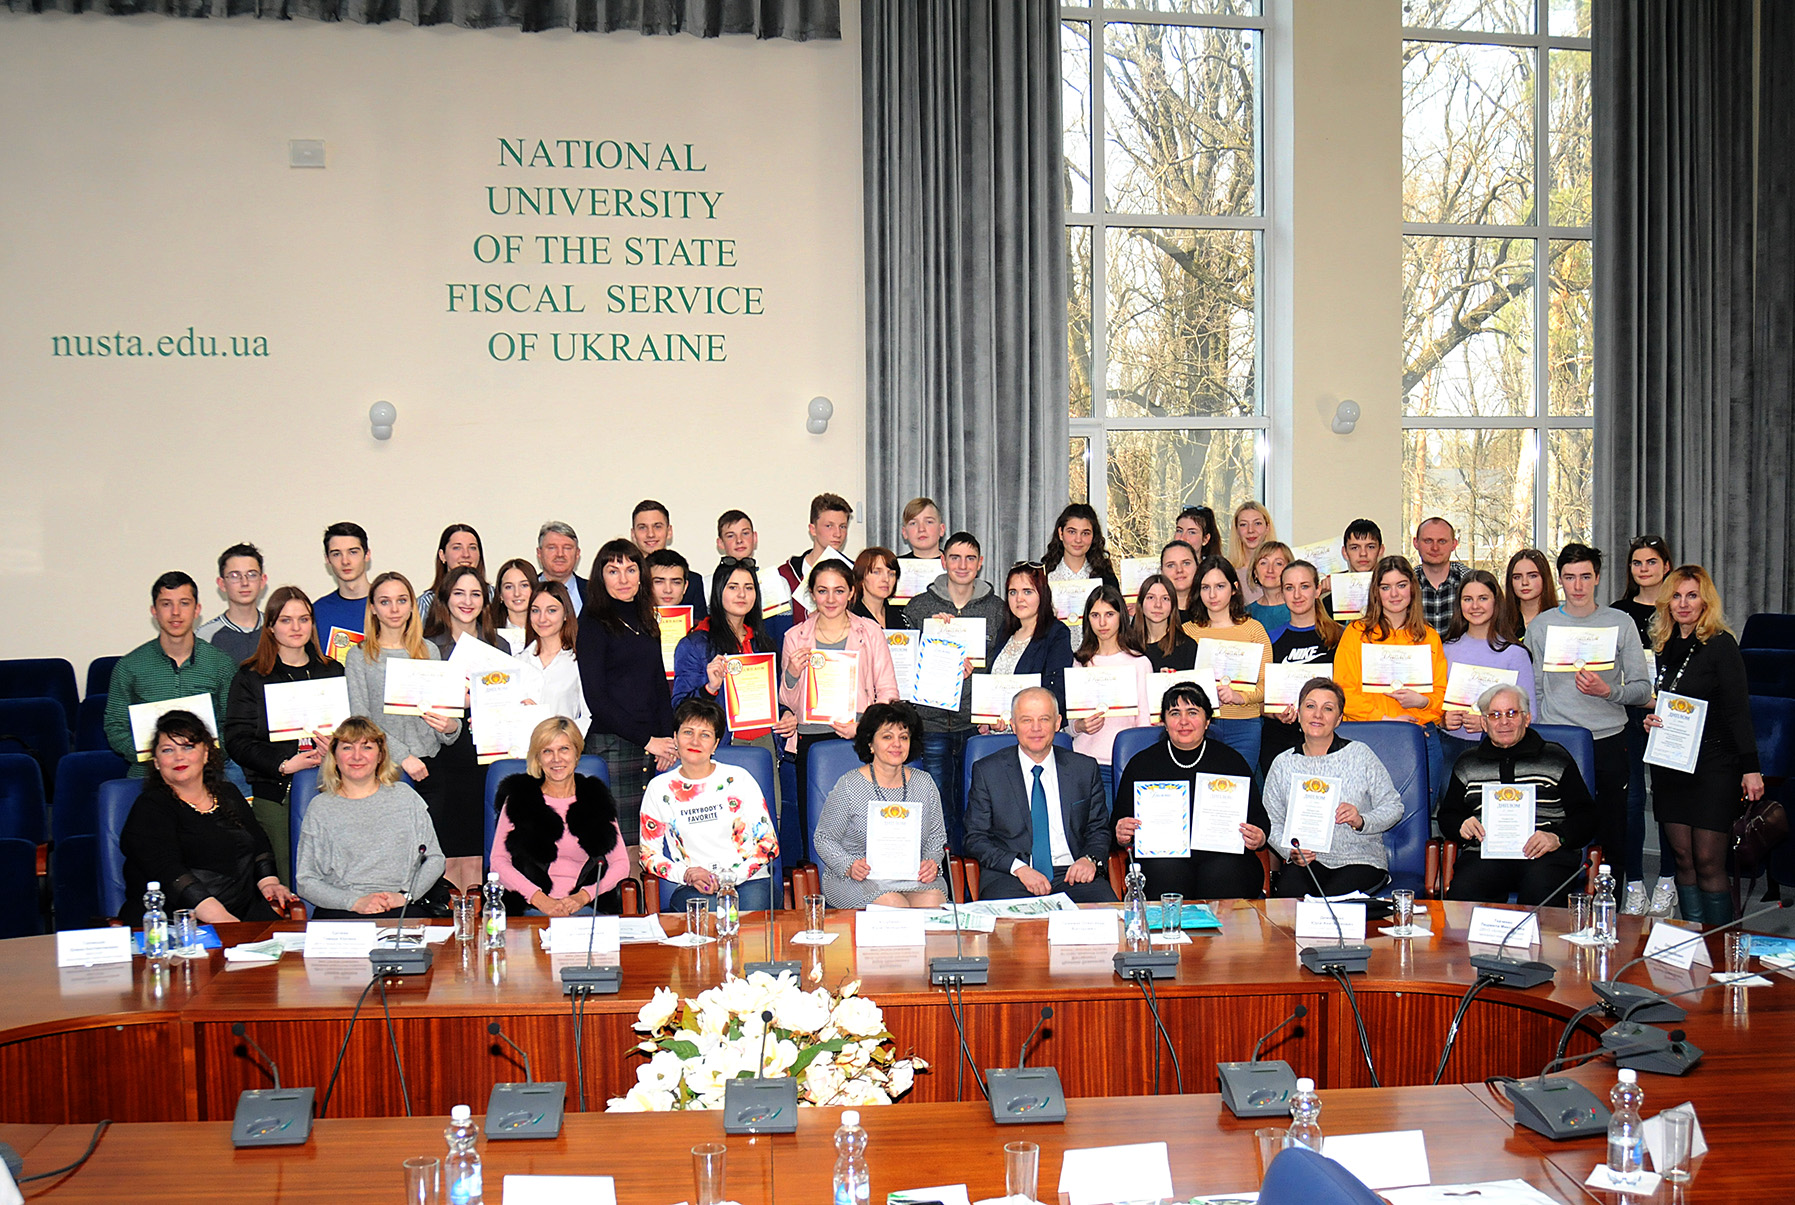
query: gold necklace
182 788 219 815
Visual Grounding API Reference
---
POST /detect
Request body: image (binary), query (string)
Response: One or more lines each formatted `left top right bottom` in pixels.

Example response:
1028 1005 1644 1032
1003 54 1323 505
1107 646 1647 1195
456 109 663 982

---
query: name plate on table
1047 909 1120 945
1466 906 1539 948
1295 899 1366 941
1058 1142 1173 1205
501 1175 616 1205
303 920 378 958
1641 920 1713 969
56 927 133 967
549 916 620 957
855 910 927 947
856 945 929 976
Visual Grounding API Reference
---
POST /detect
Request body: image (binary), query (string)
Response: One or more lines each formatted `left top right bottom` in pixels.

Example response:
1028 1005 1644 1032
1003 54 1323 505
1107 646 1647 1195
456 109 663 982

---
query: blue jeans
1207 717 1262 787
921 729 972 855
668 878 776 912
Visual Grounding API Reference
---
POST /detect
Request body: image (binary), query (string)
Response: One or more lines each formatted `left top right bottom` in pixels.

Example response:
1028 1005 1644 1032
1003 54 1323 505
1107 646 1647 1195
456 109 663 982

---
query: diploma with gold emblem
1441 663 1519 712
1263 661 1331 709
801 648 859 724
656 606 693 681
1542 624 1619 673
1196 637 1266 690
722 651 778 732
1359 644 1434 694
1330 572 1372 620
865 799 924 881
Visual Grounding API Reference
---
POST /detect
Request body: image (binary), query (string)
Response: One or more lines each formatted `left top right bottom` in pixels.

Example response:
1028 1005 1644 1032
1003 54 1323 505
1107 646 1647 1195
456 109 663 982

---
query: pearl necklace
1167 740 1204 770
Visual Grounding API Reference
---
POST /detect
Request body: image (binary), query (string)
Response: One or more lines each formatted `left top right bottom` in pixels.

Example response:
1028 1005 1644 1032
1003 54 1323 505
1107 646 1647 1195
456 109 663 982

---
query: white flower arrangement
606 973 927 1112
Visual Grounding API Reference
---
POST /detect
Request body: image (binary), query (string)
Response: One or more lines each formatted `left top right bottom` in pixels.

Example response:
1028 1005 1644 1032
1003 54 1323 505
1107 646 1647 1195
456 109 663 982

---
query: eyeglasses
1010 561 1046 572
1485 708 1525 721
223 571 262 584
1629 536 1670 555
718 556 758 572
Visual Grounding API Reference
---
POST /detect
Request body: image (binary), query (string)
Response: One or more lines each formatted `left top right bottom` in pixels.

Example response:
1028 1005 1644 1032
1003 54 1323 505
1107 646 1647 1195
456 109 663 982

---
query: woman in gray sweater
1264 678 1403 897
296 716 445 918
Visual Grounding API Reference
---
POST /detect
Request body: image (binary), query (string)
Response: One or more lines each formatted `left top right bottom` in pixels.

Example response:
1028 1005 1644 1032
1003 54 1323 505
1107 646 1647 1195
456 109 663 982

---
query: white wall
0 9 866 679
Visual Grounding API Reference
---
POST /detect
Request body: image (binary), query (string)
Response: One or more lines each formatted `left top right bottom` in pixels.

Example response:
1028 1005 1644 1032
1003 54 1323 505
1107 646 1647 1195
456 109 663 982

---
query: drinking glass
686 898 710 939
1726 932 1750 977
803 893 826 936
402 1156 441 1205
1159 893 1183 939
1004 1140 1039 1202
452 893 479 942
1660 1110 1695 1183
1255 1127 1288 1180
1567 892 1592 936
1391 889 1415 932
691 1142 728 1205
171 909 203 958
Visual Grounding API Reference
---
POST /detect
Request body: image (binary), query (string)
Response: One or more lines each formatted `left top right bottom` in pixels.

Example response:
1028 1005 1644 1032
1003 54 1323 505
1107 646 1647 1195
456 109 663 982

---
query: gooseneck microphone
931 839 989 985
1251 1004 1308 1063
228 1021 315 1147
1218 1005 1308 1117
724 1007 798 1134
744 895 801 980
1467 856 1592 989
1292 839 1371 974
232 1022 282 1090
560 894 622 996
1591 899 1791 1021
488 1020 533 1084
1017 1005 1052 1069
484 1020 565 1139
370 845 433 976
986 1004 1068 1123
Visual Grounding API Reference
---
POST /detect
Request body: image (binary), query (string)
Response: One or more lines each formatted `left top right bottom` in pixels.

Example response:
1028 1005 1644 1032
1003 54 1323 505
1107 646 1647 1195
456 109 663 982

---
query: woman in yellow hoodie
1334 556 1449 804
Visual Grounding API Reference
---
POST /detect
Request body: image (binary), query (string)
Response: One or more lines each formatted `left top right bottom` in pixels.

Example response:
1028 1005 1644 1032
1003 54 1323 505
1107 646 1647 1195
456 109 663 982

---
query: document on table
1196 637 1265 689
1644 691 1708 773
1118 556 1159 596
969 673 1040 726
1442 662 1519 712
892 557 940 604
1290 539 1349 578
1192 774 1252 855
1542 624 1619 672
1131 781 1192 858
801 649 859 724
885 630 918 703
1064 664 1138 720
1282 775 1340 855
382 658 466 716
1263 661 1331 709
655 606 692 682
1479 783 1536 859
262 678 350 741
908 635 967 711
1049 578 1102 623
865 800 923 881
722 651 778 732
1330 571 1372 619
1142 668 1221 720
128 694 218 761
922 616 988 668
1359 644 1433 693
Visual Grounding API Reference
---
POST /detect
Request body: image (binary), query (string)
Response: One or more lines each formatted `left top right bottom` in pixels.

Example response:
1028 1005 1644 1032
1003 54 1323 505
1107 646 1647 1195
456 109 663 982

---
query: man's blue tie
1029 764 1053 876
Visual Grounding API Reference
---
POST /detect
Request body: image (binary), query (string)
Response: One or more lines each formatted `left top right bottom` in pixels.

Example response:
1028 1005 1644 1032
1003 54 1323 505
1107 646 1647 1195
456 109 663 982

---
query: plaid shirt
1418 561 1471 633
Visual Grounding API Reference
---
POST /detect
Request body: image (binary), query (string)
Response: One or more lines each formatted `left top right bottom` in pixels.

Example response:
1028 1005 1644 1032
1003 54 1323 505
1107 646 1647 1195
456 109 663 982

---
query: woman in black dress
1645 565 1764 924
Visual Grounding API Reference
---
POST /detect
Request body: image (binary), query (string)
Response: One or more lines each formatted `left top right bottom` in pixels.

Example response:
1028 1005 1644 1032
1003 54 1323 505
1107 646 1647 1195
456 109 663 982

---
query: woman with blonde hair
1229 502 1278 604
1246 541 1294 632
1645 565 1764 923
490 717 628 916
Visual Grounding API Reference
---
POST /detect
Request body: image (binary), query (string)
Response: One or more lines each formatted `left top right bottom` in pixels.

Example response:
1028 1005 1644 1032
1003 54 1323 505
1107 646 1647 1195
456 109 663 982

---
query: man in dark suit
537 521 590 616
964 686 1117 903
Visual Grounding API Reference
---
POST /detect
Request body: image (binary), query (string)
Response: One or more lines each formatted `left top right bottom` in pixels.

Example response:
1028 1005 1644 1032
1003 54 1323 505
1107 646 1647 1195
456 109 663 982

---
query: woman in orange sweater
1335 555 1449 804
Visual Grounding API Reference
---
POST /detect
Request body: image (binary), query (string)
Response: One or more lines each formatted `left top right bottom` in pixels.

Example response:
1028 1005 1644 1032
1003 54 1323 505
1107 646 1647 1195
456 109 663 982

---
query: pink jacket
778 612 900 751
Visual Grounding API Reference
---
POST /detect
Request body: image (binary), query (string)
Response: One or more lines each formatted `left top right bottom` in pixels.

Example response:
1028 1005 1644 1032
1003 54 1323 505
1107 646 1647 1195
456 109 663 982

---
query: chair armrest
1440 840 1460 897
1106 852 1127 899
1424 839 1443 898
1255 848 1274 896
619 878 643 917
640 870 663 915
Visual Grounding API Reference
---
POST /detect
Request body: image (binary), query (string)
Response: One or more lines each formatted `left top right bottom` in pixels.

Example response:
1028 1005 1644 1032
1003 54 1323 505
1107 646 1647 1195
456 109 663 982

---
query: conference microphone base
1507 1076 1612 1141
743 960 803 980
1601 1023 1704 1076
560 966 623 995
930 955 990 985
1592 980 1688 1023
1216 1060 1298 1117
369 947 433 977
1113 949 1180 980
485 1081 566 1139
986 1066 1067 1125
1469 953 1557 989
231 1086 315 1147
723 1077 799 1134
1299 944 1371 975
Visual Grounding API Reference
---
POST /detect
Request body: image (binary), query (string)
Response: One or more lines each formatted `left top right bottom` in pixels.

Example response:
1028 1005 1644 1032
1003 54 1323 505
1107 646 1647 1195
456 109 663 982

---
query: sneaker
1648 879 1678 917
1622 881 1648 915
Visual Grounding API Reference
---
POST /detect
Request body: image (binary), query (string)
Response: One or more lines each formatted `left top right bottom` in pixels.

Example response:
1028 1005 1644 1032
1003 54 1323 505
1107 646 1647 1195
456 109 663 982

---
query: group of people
108 496 1764 927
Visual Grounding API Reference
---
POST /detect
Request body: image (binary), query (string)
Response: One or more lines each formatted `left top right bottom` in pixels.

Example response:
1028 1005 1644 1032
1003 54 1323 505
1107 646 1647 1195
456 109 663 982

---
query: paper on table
222 939 285 964
1131 781 1192 858
1296 899 1367 940
1047 910 1119 945
1196 637 1266 689
1383 1180 1561 1205
885 630 919 702
923 616 988 668
1118 556 1159 596
1640 920 1712 969
1192 774 1251 855
889 1185 972 1205
892 557 941 603
856 910 927 947
1479 783 1535 859
1542 624 1619 672
1281 775 1340 855
1584 1164 1661 1195
865 799 924 881
656 606 693 681
1142 668 1220 720
1064 664 1138 720
964 892 1080 918
1057 1142 1173 1205
262 677 351 741
722 652 779 732
1359 644 1433 693
1644 692 1708 774
895 906 997 934
1290 539 1349 578
1320 1129 1431 1190
618 915 667 944
500 1174 616 1205
128 693 218 761
1330 572 1372 619
969 672 1040 726
802 649 859 724
1263 661 1331 709
382 658 466 716
909 636 968 711
1049 578 1102 622
1442 662 1519 712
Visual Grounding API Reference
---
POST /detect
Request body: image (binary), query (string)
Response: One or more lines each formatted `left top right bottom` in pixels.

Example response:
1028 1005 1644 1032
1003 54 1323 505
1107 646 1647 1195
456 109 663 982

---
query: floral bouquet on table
607 972 927 1112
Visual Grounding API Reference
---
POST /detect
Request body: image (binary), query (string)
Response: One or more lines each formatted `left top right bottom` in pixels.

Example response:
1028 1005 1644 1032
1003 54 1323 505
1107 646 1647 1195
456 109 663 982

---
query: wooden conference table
1 900 1789 1200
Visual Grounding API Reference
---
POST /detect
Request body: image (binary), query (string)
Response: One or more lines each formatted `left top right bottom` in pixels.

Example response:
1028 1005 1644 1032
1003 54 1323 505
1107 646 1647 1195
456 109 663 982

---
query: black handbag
1733 797 1789 880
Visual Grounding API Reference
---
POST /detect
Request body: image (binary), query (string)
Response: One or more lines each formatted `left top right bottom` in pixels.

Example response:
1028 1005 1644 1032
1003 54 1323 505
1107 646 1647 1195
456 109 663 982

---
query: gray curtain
863 0 1069 575
1594 0 1795 614
6 0 838 37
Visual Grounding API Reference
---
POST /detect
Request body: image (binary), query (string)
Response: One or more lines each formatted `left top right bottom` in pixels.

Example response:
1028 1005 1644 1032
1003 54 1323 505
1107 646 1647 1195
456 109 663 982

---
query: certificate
382 658 466 716
1281 774 1340 855
722 652 778 732
1064 665 1138 720
1441 662 1519 712
1195 637 1265 689
1142 668 1220 720
128 694 218 761
1542 624 1619 672
655 606 692 682
1330 572 1372 620
448 632 518 679
801 648 858 724
1192 774 1252 855
1289 539 1348 578
1263 661 1331 709
1644 691 1708 773
472 700 552 764
893 558 940 604
885 630 919 702
1480 783 1535 859
262 678 351 741
908 636 967 711
758 568 793 617
1359 644 1434 693
1131 782 1191 858
923 616 988 668
497 625 527 654
1049 578 1102 622
970 673 1040 726
322 628 364 664
1119 557 1159 596
791 549 853 616
865 800 923 881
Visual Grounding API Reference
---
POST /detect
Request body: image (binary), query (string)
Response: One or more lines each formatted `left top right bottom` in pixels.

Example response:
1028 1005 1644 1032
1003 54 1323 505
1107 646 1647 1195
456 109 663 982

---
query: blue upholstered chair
1742 648 1795 699
0 698 70 788
1258 1146 1383 1205
84 657 123 701
1336 720 1429 896
1741 613 1795 651
0 658 79 727
0 838 42 938
1108 726 1164 801
75 695 111 752
49 751 127 929
0 753 48 846
803 738 863 866
97 777 144 920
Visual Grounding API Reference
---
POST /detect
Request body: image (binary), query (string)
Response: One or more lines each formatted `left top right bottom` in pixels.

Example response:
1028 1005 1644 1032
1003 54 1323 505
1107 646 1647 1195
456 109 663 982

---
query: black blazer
964 745 1111 875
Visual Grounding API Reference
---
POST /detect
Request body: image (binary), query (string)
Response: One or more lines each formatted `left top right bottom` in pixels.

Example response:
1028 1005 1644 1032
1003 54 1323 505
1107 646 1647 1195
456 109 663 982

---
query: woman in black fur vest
490 717 629 915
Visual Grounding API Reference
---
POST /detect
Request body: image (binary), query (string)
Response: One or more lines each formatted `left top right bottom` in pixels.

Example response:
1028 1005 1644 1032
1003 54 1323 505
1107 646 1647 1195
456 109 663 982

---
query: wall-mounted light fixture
369 400 397 440
806 396 834 435
1331 399 1361 435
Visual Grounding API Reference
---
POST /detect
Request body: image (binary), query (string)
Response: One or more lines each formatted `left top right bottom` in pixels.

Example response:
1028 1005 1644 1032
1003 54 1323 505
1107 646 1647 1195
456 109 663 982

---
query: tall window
1062 2 1270 558
1402 0 1593 572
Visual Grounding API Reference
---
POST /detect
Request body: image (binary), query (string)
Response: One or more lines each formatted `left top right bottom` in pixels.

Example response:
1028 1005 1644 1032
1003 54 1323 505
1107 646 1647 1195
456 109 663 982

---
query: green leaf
681 1002 701 1033
789 1036 852 1077
659 1038 702 1060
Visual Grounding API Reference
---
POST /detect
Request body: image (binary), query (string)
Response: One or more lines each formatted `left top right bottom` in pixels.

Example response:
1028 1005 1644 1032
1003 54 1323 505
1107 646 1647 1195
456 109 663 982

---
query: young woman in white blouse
514 581 591 733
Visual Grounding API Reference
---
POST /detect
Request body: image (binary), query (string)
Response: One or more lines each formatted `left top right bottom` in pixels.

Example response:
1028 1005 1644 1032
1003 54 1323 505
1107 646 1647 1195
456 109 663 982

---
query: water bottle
444 1103 483 1204
1606 1069 1645 1186
482 872 506 949
1592 864 1618 946
715 867 740 939
1286 1077 1323 1151
142 881 169 959
831 1109 870 1205
1122 863 1149 949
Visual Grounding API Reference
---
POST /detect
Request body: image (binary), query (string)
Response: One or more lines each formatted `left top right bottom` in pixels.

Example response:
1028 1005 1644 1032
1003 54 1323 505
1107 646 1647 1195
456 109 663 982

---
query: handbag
1732 797 1789 880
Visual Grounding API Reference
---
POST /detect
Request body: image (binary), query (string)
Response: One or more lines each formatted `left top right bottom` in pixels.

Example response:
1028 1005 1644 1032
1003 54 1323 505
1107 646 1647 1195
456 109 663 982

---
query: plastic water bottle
1286 1077 1323 1151
142 881 169 959
831 1109 870 1205
1122 863 1149 948
1606 1069 1645 1186
482 872 506 949
444 1104 483 1204
715 868 740 938
1592 864 1618 946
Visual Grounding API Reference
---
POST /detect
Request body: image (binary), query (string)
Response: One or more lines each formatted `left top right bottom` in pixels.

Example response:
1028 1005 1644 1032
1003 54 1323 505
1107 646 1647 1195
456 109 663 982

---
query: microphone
724 1008 798 1134
559 889 622 996
1017 1005 1052 1069
930 839 989 985
1600 1019 1706 1078
1217 1005 1308 1117
1591 899 1791 1021
745 890 801 981
1292 839 1371 974
370 844 434 976
1466 856 1592 989
1504 1041 1616 1141
484 1020 565 1139
1113 854 1178 980
228 1021 314 1147
986 1004 1067 1124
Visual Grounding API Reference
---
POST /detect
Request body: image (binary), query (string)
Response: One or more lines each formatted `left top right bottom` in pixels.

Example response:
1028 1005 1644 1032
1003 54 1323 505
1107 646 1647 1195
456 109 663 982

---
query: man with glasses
1437 683 1596 905
197 543 266 663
